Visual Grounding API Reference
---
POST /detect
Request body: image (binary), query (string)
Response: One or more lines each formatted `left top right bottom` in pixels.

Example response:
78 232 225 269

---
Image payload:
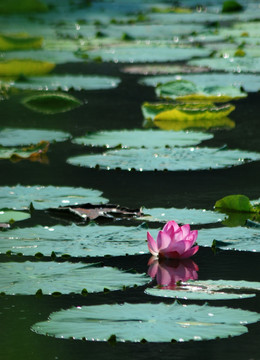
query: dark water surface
0 60 260 359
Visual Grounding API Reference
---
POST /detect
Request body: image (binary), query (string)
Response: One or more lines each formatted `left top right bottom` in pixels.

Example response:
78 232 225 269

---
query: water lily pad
140 73 260 93
0 210 30 223
22 92 82 114
0 223 149 257
215 194 259 213
145 279 260 300
72 129 213 149
0 141 49 161
31 302 260 342
0 59 55 77
139 207 225 225
0 33 43 51
9 75 121 91
155 80 246 102
67 147 260 172
198 226 260 252
0 262 149 295
0 128 70 146
142 102 235 123
122 64 209 75
0 185 108 210
189 57 260 73
0 0 48 13
88 45 211 63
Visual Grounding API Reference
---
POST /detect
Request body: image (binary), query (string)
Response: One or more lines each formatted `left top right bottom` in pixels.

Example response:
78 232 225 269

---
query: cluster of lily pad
0 0 260 348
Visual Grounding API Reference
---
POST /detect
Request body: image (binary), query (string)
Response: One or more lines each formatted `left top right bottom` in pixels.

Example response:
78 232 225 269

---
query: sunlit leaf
0 128 70 146
145 279 260 300
31 302 260 342
155 80 246 102
215 195 256 213
72 129 213 149
0 262 149 295
0 59 55 76
198 226 260 252
22 92 82 114
0 223 149 257
150 117 235 131
0 185 108 210
67 146 260 172
0 210 30 223
9 74 121 91
0 33 43 51
189 57 260 73
0 141 49 162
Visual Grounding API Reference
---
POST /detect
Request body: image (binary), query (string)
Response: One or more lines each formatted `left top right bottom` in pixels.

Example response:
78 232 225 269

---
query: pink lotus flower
148 257 199 289
147 220 199 259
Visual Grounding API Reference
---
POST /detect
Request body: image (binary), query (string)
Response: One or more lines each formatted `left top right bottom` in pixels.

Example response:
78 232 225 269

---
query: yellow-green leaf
0 59 55 76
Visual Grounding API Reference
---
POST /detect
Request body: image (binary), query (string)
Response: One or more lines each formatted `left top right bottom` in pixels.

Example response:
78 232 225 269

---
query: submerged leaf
0 33 43 51
0 59 55 76
31 302 260 342
22 92 82 114
146 279 260 300
0 262 149 295
0 185 108 210
72 129 213 149
155 80 247 102
67 147 260 172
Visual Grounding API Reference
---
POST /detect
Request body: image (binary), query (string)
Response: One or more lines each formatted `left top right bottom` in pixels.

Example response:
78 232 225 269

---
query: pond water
0 1 260 359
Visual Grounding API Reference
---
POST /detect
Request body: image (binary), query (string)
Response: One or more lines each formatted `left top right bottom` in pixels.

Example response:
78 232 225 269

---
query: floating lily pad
139 207 225 225
189 57 260 73
0 223 149 257
9 75 121 91
142 102 235 123
198 226 260 252
72 129 213 149
88 45 211 63
31 302 260 342
22 92 82 114
0 59 55 77
145 279 260 300
0 262 149 295
122 64 209 75
0 185 108 210
0 210 30 223
0 0 48 14
155 80 246 102
0 128 70 146
0 141 49 162
67 147 260 172
0 33 43 51
140 73 260 93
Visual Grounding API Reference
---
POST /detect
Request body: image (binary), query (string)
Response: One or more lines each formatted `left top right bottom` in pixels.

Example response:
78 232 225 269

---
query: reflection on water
147 256 199 289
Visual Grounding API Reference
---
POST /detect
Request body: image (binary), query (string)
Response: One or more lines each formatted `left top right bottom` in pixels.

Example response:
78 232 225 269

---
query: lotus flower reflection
148 257 199 289
147 220 199 259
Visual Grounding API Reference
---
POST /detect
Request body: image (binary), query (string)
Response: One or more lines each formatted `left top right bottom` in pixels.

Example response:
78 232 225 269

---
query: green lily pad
72 129 213 149
0 262 149 295
0 33 43 51
140 73 260 93
0 59 55 77
31 302 260 342
222 1 243 13
142 102 235 123
0 210 30 223
22 92 82 114
0 223 149 257
67 147 260 172
88 45 211 63
198 226 260 252
0 141 49 161
0 128 70 146
145 279 260 300
0 0 48 14
139 207 225 225
122 64 210 75
155 80 247 102
189 57 260 73
215 194 259 213
0 185 108 210
9 75 121 91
